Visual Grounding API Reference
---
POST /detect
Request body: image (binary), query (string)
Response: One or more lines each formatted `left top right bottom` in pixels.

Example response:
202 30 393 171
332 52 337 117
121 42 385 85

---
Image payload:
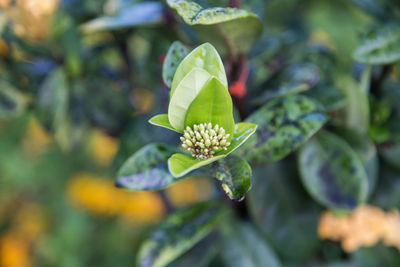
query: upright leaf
298 131 369 210
162 41 189 88
116 143 180 190
237 95 327 165
0 80 26 119
137 202 223 267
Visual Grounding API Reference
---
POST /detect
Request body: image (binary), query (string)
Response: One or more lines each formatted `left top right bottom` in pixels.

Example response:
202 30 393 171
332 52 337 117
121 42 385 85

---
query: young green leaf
184 77 235 137
137 201 223 267
168 68 211 132
298 131 369 210
148 114 180 133
162 41 189 88
116 143 181 190
170 43 227 97
168 122 257 177
213 155 252 201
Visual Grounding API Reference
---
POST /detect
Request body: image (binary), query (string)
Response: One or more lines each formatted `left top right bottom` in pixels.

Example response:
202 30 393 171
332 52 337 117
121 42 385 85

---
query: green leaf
168 68 212 132
352 245 400 267
184 77 235 136
148 114 180 133
237 95 327 165
213 155 252 201
116 143 181 190
354 24 400 65
298 131 369 210
0 80 26 119
248 160 321 262
137 201 223 267
166 0 262 55
380 137 400 171
81 1 164 32
170 43 227 97
220 223 282 267
162 41 189 88
168 122 257 177
304 85 346 112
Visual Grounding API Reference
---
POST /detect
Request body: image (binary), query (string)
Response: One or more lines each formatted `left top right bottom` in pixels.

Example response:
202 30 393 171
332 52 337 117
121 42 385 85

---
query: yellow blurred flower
0 231 30 267
2 0 59 41
309 29 336 50
130 88 155 115
67 173 166 224
89 129 120 166
165 177 214 208
318 205 400 252
0 38 9 58
22 116 52 157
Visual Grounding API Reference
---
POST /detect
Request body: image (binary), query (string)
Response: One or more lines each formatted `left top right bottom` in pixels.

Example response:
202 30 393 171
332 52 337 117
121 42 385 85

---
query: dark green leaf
138 201 223 267
166 0 262 55
237 95 327 165
354 24 400 65
81 1 164 32
116 143 180 190
220 223 281 267
352 245 400 267
298 131 369 210
163 41 189 88
379 137 400 170
213 155 252 201
304 85 346 112
0 80 26 118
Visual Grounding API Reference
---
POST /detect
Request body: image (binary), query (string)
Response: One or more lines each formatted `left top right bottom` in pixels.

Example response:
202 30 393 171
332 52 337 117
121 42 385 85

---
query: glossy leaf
220 223 281 267
148 114 179 133
237 95 327 165
170 43 227 97
354 25 400 65
162 41 189 88
248 161 321 262
137 201 223 267
168 122 257 177
213 155 251 201
166 0 262 55
116 143 180 190
184 77 235 136
168 68 211 132
81 1 164 32
0 80 26 119
298 131 369 210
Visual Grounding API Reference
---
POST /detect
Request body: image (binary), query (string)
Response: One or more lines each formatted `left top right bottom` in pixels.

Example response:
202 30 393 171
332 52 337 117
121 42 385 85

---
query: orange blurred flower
22 116 52 157
0 232 31 267
89 129 119 166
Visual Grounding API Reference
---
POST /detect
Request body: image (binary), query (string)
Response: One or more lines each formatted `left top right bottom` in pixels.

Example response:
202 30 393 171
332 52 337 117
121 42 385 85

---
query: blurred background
0 0 399 266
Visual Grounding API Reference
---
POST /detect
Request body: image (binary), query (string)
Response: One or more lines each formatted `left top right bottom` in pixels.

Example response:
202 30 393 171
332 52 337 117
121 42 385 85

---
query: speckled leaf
137 201 223 267
237 95 327 165
168 122 257 177
148 114 179 133
116 143 181 190
167 0 262 55
298 131 369 210
304 85 346 112
354 24 400 65
0 80 26 118
81 1 164 32
168 68 212 132
220 223 281 267
170 43 227 98
213 155 251 201
248 161 321 262
184 77 235 137
162 41 189 88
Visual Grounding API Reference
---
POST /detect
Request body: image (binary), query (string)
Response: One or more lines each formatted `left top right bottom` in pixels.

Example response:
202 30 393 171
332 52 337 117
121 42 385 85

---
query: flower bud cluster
180 123 231 159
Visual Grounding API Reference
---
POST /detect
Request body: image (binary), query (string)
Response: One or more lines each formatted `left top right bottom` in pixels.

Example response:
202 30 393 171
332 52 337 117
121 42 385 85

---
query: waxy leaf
170 43 227 97
148 114 178 133
221 223 282 267
116 143 180 190
0 80 26 119
81 1 164 32
168 122 257 177
162 41 189 88
237 95 327 165
298 131 369 210
168 68 211 132
213 155 252 201
354 25 400 65
166 0 262 55
184 77 235 136
137 201 223 267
